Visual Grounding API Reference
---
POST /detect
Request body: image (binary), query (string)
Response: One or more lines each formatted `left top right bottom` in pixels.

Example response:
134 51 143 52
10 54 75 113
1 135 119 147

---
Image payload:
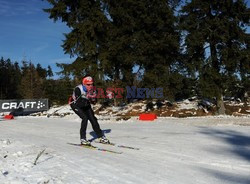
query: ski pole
47 104 69 118
47 95 81 118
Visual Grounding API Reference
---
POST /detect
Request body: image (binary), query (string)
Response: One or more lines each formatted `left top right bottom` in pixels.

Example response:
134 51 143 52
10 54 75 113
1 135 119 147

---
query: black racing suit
70 85 103 140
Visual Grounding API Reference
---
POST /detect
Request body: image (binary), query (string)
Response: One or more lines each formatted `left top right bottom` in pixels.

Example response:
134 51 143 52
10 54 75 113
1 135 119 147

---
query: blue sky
0 0 75 76
0 0 249 78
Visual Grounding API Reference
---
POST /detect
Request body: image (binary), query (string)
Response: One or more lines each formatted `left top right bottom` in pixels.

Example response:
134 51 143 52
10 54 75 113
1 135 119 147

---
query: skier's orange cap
82 76 94 85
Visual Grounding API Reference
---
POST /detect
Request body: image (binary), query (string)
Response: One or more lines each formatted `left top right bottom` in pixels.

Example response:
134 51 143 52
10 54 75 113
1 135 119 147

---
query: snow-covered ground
1 115 250 184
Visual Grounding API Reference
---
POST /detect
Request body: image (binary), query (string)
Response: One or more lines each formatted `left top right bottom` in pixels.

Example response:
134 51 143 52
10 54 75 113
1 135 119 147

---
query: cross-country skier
69 75 110 145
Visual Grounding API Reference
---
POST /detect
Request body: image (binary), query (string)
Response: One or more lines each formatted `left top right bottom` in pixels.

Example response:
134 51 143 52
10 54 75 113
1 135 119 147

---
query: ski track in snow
0 116 250 184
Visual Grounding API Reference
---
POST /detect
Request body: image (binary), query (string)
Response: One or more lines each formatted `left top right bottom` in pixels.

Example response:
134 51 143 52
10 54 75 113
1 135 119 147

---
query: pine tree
238 33 250 102
44 0 110 82
0 58 22 99
44 1 180 92
36 63 47 79
9 62 22 99
103 0 180 89
180 0 250 114
19 62 44 98
44 77 74 105
0 57 6 98
47 65 54 78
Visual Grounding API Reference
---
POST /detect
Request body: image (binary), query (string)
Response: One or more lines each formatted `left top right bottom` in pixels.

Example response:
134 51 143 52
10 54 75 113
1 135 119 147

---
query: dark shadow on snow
199 129 250 162
88 129 112 142
197 128 250 184
198 167 250 184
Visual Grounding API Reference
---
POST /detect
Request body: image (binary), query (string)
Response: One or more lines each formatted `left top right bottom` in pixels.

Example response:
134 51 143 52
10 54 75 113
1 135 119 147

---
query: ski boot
98 136 110 144
80 139 91 146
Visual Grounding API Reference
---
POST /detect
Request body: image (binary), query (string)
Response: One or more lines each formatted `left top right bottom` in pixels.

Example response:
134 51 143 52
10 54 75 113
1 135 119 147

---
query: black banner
0 99 49 112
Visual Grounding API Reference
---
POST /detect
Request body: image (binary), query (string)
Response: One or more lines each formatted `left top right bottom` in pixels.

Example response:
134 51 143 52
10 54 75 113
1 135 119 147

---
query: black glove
89 98 97 105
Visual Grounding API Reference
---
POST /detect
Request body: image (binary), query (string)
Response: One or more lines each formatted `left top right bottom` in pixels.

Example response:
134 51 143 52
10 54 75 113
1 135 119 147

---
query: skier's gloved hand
89 97 97 105
87 88 97 98
87 93 97 104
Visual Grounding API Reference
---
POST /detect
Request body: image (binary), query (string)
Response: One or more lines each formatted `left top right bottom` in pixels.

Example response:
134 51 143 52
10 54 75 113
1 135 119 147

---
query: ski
94 141 140 150
67 143 122 154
